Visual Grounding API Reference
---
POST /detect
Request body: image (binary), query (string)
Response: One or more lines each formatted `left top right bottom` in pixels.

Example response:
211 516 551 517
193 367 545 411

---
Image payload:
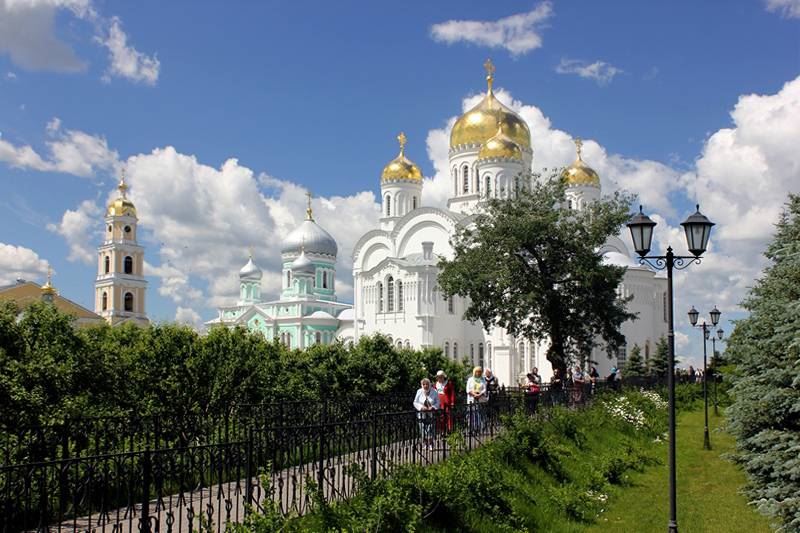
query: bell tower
94 171 149 326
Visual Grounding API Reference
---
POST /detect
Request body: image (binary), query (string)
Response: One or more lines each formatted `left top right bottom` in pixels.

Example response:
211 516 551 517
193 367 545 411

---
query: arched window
315 331 322 345
124 256 133 274
377 282 384 312
478 343 484 367
568 199 573 210
102 292 108 311
405 340 410 349
645 340 651 360
518 342 526 374
397 280 404 311
385 194 391 217
444 342 450 358
447 296 454 314
412 196 417 210
453 342 459 359
452 167 458 195
322 271 328 289
485 175 491 197
487 343 493 369
462 166 469 193
397 339 403 348
286 270 291 288
387 276 394 312
124 292 134 312
470 344 475 363
104 256 110 274
514 177 520 197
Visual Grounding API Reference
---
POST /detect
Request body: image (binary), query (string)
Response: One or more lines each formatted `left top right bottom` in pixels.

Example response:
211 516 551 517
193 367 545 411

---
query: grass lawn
586 407 772 532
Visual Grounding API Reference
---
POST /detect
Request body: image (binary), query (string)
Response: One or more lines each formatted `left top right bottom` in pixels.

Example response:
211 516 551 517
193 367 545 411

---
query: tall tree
624 344 645 377
438 174 635 375
647 335 671 381
726 194 800 529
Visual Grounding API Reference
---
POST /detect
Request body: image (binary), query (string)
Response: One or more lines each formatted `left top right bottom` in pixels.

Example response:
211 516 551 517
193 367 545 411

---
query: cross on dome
484 58 495 93
397 132 407 156
574 138 583 160
118 168 128 198
305 191 314 221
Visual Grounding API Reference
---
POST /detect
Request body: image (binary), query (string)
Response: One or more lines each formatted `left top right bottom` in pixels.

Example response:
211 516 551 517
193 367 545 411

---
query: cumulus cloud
175 306 203 329
46 199 101 263
430 2 553 56
0 242 49 285
0 0 158 84
97 17 159 85
120 147 379 312
556 58 623 85
0 117 119 177
764 0 800 18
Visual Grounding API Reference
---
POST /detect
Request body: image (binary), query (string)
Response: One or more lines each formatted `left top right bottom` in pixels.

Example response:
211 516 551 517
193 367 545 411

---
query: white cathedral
212 62 668 385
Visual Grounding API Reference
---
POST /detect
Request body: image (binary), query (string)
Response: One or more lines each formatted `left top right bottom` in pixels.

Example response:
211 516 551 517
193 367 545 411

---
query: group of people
522 365 611 411
412 366 500 450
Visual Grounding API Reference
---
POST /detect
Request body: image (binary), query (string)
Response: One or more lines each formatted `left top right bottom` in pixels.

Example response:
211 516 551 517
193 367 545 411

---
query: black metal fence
1 380 649 532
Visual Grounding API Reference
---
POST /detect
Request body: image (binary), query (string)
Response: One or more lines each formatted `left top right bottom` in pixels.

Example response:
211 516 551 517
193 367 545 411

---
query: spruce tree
726 194 800 529
648 335 670 381
623 344 645 377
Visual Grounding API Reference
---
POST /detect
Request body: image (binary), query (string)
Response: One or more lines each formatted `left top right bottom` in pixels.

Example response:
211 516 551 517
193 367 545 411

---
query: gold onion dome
107 171 137 217
450 59 531 151
381 132 423 183
562 138 600 187
478 124 522 161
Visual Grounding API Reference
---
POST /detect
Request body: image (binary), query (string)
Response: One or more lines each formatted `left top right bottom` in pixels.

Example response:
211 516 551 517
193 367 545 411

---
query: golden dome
562 138 600 187
450 59 531 151
381 132 423 183
107 172 137 217
478 124 522 161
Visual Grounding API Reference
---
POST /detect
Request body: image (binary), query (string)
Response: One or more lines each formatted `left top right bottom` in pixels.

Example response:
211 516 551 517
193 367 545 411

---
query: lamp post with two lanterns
688 305 721 450
627 204 715 533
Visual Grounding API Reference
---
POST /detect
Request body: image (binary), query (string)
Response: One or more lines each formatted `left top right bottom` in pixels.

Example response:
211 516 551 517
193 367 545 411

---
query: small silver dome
239 256 262 281
281 219 338 257
291 250 315 275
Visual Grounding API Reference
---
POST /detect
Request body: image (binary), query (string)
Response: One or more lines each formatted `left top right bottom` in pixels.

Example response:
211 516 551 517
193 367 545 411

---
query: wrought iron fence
1 380 656 532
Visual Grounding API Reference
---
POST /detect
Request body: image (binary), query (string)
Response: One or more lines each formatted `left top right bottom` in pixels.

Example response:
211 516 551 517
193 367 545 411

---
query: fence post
245 427 254 512
370 415 378 480
141 448 152 533
317 398 327 499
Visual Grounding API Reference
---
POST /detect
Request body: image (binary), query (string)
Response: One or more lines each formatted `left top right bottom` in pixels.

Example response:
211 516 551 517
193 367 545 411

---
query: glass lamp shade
627 205 657 257
681 205 715 257
717 328 724 340
710 306 721 326
688 306 699 326
704 327 710 340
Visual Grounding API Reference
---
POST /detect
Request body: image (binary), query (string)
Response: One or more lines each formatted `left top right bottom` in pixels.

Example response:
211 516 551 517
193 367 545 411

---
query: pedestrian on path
525 369 542 414
435 370 455 432
414 378 440 450
466 367 487 434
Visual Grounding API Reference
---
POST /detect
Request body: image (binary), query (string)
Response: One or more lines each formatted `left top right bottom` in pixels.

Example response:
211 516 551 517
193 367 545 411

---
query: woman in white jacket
413 378 440 450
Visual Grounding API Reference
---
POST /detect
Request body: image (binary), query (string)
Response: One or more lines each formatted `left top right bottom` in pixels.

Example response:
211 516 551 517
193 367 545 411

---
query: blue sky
1 0 798 366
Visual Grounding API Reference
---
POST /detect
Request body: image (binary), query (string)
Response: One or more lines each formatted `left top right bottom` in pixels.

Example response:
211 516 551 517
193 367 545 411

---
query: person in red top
435 370 456 432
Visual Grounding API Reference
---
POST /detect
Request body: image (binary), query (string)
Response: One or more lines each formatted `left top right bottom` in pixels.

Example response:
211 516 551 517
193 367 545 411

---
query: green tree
437 175 635 375
647 335 670 381
726 194 800 529
623 344 645 377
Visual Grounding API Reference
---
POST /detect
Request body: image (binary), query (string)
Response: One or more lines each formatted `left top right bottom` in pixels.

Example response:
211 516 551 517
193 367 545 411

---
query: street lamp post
711 328 723 415
688 306 721 450
627 204 714 533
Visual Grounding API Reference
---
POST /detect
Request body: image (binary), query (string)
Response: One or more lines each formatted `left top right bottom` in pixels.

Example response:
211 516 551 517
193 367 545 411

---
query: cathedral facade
352 62 667 385
207 199 354 348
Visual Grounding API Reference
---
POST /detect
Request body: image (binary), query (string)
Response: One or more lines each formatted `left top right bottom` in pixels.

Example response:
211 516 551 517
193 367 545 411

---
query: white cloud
0 118 119 177
0 0 158 84
765 0 800 18
6 71 18 80
556 58 623 86
430 2 553 56
175 306 203 329
0 242 49 285
121 147 379 312
97 17 159 85
46 199 101 263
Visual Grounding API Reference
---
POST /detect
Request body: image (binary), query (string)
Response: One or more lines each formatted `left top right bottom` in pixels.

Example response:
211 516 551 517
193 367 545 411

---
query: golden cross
574 138 583 159
247 246 254 259
484 58 495 77
118 168 128 197
397 132 407 155
305 191 314 221
46 265 52 285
